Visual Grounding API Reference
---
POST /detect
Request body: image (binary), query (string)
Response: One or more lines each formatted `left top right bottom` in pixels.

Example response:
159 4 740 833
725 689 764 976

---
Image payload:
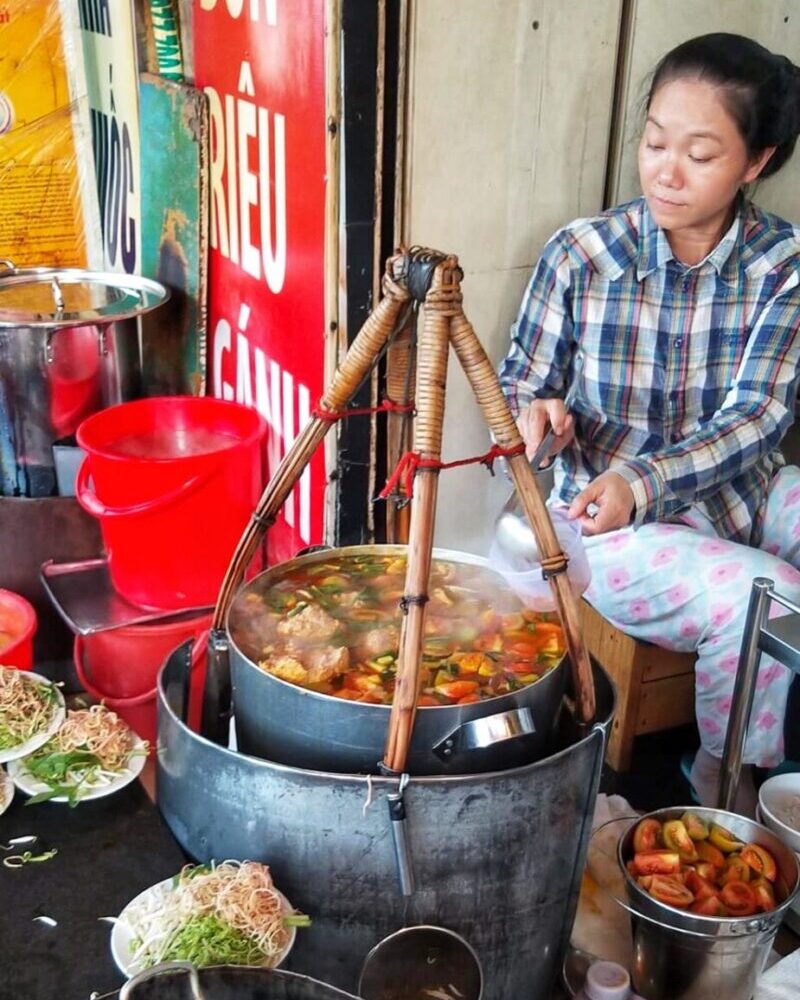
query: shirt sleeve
616 270 800 524
498 233 576 417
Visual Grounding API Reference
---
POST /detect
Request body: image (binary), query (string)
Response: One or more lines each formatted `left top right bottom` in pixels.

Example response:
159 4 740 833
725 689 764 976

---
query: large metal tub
156 647 614 1000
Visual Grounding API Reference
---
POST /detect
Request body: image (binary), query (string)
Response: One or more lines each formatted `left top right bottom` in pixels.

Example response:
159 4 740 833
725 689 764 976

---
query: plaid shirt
499 197 800 544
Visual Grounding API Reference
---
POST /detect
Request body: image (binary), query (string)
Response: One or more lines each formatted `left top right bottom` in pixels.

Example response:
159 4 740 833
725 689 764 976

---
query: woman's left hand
568 471 635 535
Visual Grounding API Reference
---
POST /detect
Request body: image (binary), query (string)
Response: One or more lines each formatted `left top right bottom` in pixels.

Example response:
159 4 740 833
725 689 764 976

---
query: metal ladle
359 925 483 1000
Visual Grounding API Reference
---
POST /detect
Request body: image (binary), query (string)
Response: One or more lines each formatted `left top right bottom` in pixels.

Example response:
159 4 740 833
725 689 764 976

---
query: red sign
194 0 328 564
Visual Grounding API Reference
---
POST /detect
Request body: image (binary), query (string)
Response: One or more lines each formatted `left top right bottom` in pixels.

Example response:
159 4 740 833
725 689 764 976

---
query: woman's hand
568 471 635 535
517 399 575 465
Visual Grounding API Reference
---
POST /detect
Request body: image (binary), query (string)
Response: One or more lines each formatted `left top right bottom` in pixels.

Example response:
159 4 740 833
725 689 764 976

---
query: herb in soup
229 554 565 706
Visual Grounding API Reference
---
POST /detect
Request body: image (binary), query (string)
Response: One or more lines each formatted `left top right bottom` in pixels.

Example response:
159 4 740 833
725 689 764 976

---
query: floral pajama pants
571 465 800 768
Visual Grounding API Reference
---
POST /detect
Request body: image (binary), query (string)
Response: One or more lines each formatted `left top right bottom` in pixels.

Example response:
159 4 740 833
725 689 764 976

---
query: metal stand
719 576 800 810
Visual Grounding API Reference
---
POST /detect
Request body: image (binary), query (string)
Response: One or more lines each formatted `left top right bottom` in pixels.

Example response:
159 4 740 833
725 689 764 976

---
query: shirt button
674 338 683 347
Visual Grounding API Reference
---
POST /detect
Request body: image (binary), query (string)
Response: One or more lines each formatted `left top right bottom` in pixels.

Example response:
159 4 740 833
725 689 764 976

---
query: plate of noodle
7 703 147 806
110 860 310 977
0 667 65 765
0 767 12 815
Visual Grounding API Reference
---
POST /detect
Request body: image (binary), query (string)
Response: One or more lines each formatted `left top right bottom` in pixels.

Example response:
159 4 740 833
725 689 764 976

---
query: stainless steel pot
0 261 168 496
227 544 568 775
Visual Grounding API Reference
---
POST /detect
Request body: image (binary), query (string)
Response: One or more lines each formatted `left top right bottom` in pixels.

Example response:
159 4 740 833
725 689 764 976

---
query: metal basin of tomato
227 545 568 775
617 806 800 1000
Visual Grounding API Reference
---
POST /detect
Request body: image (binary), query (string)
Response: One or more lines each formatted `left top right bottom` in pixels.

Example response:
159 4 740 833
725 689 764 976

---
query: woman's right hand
517 399 575 465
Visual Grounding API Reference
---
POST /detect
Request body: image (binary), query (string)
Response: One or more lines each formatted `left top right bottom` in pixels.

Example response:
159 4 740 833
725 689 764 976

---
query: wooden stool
578 600 697 771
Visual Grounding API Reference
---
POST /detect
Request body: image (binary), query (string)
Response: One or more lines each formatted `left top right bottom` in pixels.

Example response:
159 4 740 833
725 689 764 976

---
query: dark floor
601 723 700 812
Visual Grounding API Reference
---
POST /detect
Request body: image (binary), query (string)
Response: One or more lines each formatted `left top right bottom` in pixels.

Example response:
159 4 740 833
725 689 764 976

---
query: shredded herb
159 914 265 967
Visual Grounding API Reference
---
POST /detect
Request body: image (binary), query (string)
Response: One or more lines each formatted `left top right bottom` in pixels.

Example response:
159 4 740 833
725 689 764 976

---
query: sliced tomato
662 820 698 862
648 874 694 908
685 870 718 901
720 880 757 917
740 844 778 883
509 660 535 674
632 818 662 853
696 840 726 868
436 680 480 700
751 877 777 912
690 895 728 917
530 621 563 636
457 693 481 704
694 862 719 882
632 851 681 876
721 856 751 884
709 823 744 854
417 694 440 707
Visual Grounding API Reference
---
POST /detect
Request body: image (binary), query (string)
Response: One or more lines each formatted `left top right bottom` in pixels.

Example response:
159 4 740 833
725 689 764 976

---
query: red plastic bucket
0 588 37 670
76 397 266 610
73 612 212 747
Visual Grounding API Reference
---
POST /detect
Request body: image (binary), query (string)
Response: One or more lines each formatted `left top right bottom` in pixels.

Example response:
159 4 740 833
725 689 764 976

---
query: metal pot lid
0 267 169 328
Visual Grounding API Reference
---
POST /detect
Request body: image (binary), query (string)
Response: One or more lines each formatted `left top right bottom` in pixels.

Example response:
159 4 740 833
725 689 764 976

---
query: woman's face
638 77 771 241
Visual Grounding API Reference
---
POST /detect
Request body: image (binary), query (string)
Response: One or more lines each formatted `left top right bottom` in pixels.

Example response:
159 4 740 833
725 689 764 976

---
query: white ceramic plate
7 735 147 805
111 876 296 978
0 671 65 765
0 767 13 815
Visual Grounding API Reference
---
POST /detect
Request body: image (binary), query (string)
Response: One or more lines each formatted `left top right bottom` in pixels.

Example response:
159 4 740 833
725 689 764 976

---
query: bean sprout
123 860 309 973
0 666 59 751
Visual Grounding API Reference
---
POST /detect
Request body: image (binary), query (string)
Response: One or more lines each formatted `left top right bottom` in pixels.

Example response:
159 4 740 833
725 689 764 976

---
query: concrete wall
401 0 621 554
401 0 800 555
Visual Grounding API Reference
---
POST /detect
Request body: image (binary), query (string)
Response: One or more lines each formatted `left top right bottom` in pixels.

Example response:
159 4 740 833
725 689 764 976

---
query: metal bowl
758 772 800 854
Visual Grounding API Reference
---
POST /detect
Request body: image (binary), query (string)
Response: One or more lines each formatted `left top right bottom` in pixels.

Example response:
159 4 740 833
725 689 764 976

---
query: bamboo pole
447 309 596 723
212 271 411 629
384 321 415 542
383 257 459 772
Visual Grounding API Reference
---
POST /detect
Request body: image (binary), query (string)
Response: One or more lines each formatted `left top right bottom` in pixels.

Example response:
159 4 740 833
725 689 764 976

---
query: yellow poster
0 0 101 268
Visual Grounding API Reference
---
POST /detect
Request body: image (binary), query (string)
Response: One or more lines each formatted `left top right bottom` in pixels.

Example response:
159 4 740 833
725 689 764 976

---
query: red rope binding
378 442 526 500
313 399 415 422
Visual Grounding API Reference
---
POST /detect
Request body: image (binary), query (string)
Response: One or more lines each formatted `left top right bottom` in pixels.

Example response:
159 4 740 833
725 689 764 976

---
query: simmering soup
229 553 565 706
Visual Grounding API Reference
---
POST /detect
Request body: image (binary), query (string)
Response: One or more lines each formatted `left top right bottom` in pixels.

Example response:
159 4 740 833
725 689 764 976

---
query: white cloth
753 948 800 999
570 793 637 969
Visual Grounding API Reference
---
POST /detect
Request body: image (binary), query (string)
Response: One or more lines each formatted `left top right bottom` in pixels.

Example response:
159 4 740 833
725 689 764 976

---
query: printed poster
80 0 141 274
193 0 328 564
0 0 100 268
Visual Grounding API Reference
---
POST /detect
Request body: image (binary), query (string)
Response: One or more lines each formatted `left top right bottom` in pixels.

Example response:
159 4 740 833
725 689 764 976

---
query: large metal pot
100 962 361 999
227 544 568 775
156 645 614 1000
0 261 168 496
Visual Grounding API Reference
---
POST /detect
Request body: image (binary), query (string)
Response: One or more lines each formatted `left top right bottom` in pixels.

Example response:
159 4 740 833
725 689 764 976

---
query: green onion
159 914 266 968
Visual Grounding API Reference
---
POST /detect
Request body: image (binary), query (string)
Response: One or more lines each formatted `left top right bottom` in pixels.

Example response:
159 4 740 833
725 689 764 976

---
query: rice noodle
0 666 57 750
50 704 134 770
125 860 297 971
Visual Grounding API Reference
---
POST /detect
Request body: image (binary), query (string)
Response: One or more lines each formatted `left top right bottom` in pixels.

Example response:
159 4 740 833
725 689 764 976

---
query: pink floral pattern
580 466 800 767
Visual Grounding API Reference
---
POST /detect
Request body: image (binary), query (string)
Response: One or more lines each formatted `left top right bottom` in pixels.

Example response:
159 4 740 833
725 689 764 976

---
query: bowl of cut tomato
616 807 800 1000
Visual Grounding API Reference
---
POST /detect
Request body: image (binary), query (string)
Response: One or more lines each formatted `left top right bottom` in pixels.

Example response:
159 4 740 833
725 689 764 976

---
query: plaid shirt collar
636 196 743 286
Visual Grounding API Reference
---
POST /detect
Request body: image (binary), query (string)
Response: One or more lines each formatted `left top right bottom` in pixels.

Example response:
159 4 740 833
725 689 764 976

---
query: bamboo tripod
208 247 596 773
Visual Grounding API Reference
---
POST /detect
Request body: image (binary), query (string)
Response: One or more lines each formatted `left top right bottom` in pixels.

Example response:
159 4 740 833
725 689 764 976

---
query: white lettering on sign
206 76 286 291
199 0 277 26
212 313 312 542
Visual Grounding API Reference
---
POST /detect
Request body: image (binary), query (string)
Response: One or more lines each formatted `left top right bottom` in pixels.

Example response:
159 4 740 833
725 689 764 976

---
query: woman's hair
647 33 800 177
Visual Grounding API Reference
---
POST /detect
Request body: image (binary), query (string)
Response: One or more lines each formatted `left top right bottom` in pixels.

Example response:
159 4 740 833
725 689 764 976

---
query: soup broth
230 553 565 706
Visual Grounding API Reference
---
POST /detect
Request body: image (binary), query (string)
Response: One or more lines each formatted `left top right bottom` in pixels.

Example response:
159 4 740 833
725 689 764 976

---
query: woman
499 33 800 812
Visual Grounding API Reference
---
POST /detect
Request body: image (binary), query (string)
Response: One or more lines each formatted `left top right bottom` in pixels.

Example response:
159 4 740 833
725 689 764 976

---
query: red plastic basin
0 589 37 671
